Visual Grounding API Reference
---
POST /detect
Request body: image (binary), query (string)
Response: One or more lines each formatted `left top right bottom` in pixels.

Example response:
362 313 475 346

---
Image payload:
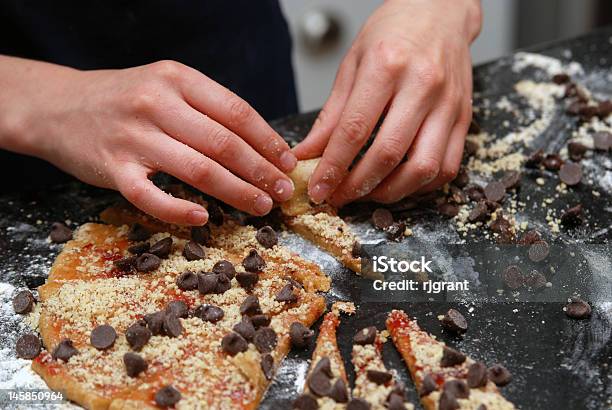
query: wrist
463 0 483 43
0 57 79 160
384 0 482 44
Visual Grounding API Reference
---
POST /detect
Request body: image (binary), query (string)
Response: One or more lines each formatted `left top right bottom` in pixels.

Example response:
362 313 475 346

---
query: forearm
0 55 80 158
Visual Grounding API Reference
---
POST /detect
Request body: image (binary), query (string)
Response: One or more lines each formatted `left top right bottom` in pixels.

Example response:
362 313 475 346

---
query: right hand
3 59 297 225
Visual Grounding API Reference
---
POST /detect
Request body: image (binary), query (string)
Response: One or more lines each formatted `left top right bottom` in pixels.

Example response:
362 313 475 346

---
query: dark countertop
1 27 612 410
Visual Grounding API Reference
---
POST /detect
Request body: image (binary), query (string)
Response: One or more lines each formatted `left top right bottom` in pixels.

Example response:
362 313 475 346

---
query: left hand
293 0 482 207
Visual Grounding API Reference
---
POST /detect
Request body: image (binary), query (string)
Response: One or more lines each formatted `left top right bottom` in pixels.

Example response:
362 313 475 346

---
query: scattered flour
512 52 584 77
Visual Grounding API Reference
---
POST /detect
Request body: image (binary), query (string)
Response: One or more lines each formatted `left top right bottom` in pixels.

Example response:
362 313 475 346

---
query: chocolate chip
276 283 298 303
16 333 41 359
519 229 541 245
233 317 256 341
438 202 459 218
165 300 189 318
387 393 407 410
559 162 582 186
372 208 394 229
183 240 205 261
13 290 35 314
293 394 318 410
543 154 563 171
489 214 511 235
598 101 612 118
467 362 488 388
484 181 505 203
561 204 583 227
327 378 348 403
525 149 544 168
163 314 183 338
487 364 512 386
440 346 466 367
144 311 165 335
568 141 587 161
312 357 333 378
524 270 547 290
255 226 278 249
464 139 479 157
468 119 481 134
502 265 524 289
251 314 271 329
240 295 262 316
52 339 78 361
468 201 490 223
528 240 549 262
500 171 521 190
366 369 392 385
443 379 469 399
149 237 173 259
439 390 459 410
562 195 583 224
253 327 277 353
196 272 217 295
552 73 570 84
565 298 591 319
261 353 274 380
477 405 488 410
135 253 161 272
114 256 137 275
221 332 248 356
385 222 405 242
242 249 265 272
454 168 470 188
440 309 468 333
155 385 181 408
579 104 599 120
351 241 362 258
123 352 147 377
212 260 236 280
465 184 485 201
176 271 198 291
593 131 612 151
128 242 150 255
290 322 314 348
90 324 116 350
127 223 151 242
420 373 437 396
125 322 151 351
207 201 224 226
50 222 72 243
190 225 210 246
213 274 232 295
195 304 225 323
353 326 377 345
237 271 259 292
308 369 331 397
347 398 371 410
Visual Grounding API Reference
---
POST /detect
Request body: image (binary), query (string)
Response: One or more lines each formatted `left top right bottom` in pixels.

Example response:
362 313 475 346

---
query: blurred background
280 0 612 112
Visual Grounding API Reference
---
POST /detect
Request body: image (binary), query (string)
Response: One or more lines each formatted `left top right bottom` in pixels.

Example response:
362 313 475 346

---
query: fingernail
309 182 331 204
274 178 294 201
280 151 297 172
254 194 273 215
187 209 208 225
420 173 437 187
